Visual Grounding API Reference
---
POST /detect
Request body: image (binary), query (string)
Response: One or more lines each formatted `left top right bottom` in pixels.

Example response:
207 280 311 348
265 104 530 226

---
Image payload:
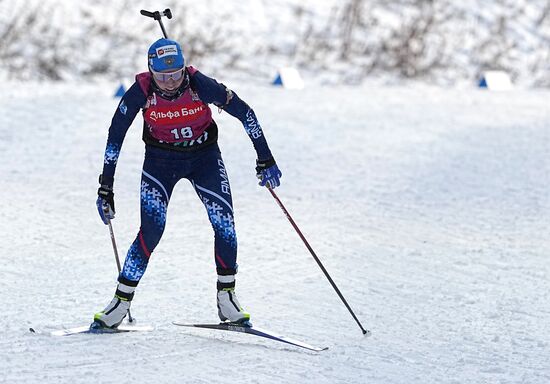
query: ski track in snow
0 82 549 383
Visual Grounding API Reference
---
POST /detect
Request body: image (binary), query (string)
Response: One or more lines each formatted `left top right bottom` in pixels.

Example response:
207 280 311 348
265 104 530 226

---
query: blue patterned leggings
120 144 237 284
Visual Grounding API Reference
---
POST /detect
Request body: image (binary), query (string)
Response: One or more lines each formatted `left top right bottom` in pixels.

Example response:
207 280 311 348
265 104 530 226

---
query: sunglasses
151 68 185 82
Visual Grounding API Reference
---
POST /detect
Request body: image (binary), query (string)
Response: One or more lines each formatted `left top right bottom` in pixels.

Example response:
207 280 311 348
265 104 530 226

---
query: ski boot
92 282 135 329
217 274 250 325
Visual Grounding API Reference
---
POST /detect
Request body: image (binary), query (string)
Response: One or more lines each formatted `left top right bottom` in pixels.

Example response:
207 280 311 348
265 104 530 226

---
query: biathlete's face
151 67 185 93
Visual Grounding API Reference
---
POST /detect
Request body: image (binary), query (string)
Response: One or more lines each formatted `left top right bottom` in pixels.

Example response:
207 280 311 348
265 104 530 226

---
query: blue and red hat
148 38 185 71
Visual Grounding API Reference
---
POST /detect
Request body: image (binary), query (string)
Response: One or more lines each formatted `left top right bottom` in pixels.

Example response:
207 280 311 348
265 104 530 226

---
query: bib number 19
171 127 193 140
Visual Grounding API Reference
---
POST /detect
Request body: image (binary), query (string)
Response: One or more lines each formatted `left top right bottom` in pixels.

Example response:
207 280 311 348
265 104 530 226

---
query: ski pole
267 188 370 336
104 211 134 323
140 9 172 39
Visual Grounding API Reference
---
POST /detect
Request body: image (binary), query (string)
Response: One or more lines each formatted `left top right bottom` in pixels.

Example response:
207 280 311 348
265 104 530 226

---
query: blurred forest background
0 0 549 87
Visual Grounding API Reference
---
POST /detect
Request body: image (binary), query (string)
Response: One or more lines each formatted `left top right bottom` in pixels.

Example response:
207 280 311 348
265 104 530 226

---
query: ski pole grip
141 10 163 20
163 9 172 19
140 10 156 18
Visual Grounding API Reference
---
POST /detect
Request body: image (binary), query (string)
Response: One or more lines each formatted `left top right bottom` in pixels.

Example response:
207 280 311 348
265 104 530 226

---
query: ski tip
172 321 193 327
29 327 36 333
308 346 329 352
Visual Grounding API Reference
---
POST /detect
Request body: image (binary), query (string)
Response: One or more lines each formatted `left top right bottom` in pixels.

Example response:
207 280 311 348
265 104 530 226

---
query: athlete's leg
189 146 249 323
94 154 177 327
119 157 177 285
189 147 237 273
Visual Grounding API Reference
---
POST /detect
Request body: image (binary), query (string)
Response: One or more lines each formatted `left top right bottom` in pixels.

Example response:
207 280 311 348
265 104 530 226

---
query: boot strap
217 281 235 291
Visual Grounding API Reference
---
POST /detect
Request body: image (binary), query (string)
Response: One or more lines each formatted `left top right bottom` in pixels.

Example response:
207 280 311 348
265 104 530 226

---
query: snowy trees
0 0 548 87
295 0 550 86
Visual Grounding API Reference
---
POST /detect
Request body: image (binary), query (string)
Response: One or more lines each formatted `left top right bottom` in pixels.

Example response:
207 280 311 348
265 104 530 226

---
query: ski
30 324 154 336
172 321 328 352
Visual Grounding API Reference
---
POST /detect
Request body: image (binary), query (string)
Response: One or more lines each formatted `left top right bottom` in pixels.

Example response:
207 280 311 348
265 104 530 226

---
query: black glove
96 175 115 224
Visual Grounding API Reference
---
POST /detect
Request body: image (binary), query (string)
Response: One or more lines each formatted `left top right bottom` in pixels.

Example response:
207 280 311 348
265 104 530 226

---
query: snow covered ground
0 80 549 383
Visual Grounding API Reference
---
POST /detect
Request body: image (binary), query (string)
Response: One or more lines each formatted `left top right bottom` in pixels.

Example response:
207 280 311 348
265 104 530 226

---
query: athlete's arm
101 82 147 183
190 70 273 161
